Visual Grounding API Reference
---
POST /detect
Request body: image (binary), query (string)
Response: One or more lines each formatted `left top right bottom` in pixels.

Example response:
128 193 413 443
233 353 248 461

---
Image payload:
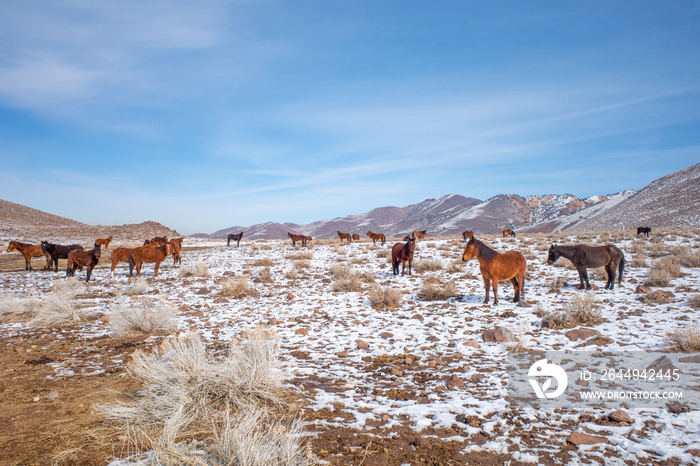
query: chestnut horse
144 236 168 246
337 231 352 243
66 242 101 282
305 236 313 244
129 243 169 278
227 232 243 247
547 244 625 290
461 231 474 242
170 237 183 267
462 237 526 305
95 236 113 250
352 233 361 241
502 229 516 238
110 247 134 278
6 241 51 270
413 230 426 241
288 232 307 247
391 236 416 276
41 241 84 272
367 231 386 245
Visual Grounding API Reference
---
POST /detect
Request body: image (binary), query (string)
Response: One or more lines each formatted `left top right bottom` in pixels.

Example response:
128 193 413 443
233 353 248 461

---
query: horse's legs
510 277 520 302
482 278 490 304
576 268 587 290
604 264 615 290
492 280 499 305
24 255 30 270
579 268 591 290
86 267 92 282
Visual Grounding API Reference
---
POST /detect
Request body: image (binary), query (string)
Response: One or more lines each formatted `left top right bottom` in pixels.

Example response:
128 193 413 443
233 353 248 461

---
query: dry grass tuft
286 251 313 261
367 286 402 309
332 276 363 292
110 298 179 336
252 258 274 267
540 293 603 329
123 280 149 296
98 329 315 465
547 276 568 294
219 276 256 298
284 266 299 280
664 324 700 352
29 278 96 326
415 258 443 272
256 266 273 283
418 282 459 301
688 294 700 309
645 257 681 287
0 293 35 321
179 262 210 278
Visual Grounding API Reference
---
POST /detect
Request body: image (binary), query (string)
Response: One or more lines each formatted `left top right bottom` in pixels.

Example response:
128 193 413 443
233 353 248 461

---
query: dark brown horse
305 236 313 244
110 247 134 278
144 236 168 246
637 227 651 237
337 231 352 243
41 241 84 272
413 230 427 241
288 232 307 247
366 231 386 245
462 231 474 242
170 237 183 267
6 241 51 270
95 236 113 250
352 233 361 241
462 237 526 305
547 244 625 290
227 232 243 247
66 242 101 282
502 229 516 238
391 236 416 276
129 243 170 278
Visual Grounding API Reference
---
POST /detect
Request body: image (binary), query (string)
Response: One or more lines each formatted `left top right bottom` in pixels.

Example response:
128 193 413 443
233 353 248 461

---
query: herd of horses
6 225 653 304
5 236 183 282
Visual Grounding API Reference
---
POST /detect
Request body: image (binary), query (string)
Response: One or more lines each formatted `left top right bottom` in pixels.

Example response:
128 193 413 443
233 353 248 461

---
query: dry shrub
367 286 402 309
416 258 443 271
332 276 363 292
376 249 391 259
110 298 178 336
540 293 602 329
418 282 458 301
29 278 96 326
286 252 313 261
675 250 700 268
357 271 376 283
657 257 682 277
630 254 647 268
685 294 700 309
423 274 442 284
645 257 681 287
179 262 210 278
253 258 274 267
0 293 35 321
98 329 314 465
220 277 256 298
329 264 352 280
547 276 567 294
293 260 311 270
123 280 149 296
284 266 299 280
257 266 273 283
664 324 700 352
446 261 462 273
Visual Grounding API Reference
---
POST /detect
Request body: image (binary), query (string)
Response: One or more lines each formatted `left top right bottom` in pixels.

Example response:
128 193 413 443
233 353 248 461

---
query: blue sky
1 1 698 234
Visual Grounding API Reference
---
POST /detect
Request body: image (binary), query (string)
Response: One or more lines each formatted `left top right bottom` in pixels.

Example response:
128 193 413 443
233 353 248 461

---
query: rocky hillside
0 199 181 245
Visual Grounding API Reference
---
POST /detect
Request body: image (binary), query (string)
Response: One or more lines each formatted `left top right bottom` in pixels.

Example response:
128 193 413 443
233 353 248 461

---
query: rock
32 396 40 402
565 327 600 341
464 340 480 349
516 300 531 308
286 293 296 300
196 287 209 295
686 449 700 458
566 432 610 445
607 410 632 424
295 327 309 336
356 340 369 350
213 297 229 303
635 284 652 294
404 357 414 365
391 367 404 376
456 414 483 427
336 350 348 358
411 313 424 321
46 391 59 401
446 374 464 389
212 328 220 335
426 335 439 342
100 315 110 323
380 332 394 339
267 317 278 325
482 326 515 343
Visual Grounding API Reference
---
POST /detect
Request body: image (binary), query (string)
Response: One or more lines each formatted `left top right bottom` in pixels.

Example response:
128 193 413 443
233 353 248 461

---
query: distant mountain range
194 162 699 239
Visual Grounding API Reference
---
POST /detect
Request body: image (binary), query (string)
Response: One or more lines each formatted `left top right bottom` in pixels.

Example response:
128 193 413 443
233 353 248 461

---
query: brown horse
462 231 474 242
502 229 516 238
637 227 651 237
352 233 361 241
95 236 113 250
462 237 526 305
413 230 427 241
227 232 243 247
170 237 183 267
144 236 168 246
391 236 416 276
547 244 625 290
110 247 134 278
367 231 386 245
337 231 352 243
288 232 307 247
129 243 170 278
305 236 313 244
67 242 101 282
6 241 51 270
41 241 84 272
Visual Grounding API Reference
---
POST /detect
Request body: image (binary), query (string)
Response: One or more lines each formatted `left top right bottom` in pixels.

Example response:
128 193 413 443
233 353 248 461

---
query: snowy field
1 229 699 464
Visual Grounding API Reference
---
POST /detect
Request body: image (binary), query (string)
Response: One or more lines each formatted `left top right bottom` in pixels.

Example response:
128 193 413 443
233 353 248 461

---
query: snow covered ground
1 230 699 464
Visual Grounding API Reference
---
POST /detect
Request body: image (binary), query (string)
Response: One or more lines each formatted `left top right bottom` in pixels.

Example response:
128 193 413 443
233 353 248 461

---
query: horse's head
405 236 416 254
462 240 476 262
546 245 559 265
41 241 48 253
93 242 102 258
7 241 17 252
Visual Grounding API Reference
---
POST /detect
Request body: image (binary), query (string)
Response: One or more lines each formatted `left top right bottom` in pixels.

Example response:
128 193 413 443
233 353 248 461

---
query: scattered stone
391 367 403 377
295 327 309 336
516 300 531 308
482 326 515 343
100 315 110 323
464 340 480 349
380 332 394 339
446 374 464 389
607 410 632 425
32 396 40 402
456 414 483 427
404 357 414 365
213 297 229 303
565 327 600 341
46 391 59 401
356 340 369 350
212 328 220 335
336 350 348 358
566 432 610 445
290 350 310 359
267 317 278 325
286 293 296 300
196 287 209 295
426 335 440 342
686 449 700 458
635 284 652 293
411 313 424 321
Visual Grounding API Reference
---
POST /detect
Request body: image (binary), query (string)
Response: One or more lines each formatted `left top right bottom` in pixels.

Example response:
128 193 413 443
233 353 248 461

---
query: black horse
41 241 84 272
391 235 416 276
227 231 244 247
547 244 625 290
637 227 651 237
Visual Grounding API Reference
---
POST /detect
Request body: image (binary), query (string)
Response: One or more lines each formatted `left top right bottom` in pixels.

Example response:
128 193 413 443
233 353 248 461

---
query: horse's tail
618 254 625 285
128 251 135 277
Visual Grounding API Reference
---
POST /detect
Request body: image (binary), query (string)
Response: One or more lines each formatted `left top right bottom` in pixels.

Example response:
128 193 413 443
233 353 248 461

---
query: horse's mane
474 239 497 261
